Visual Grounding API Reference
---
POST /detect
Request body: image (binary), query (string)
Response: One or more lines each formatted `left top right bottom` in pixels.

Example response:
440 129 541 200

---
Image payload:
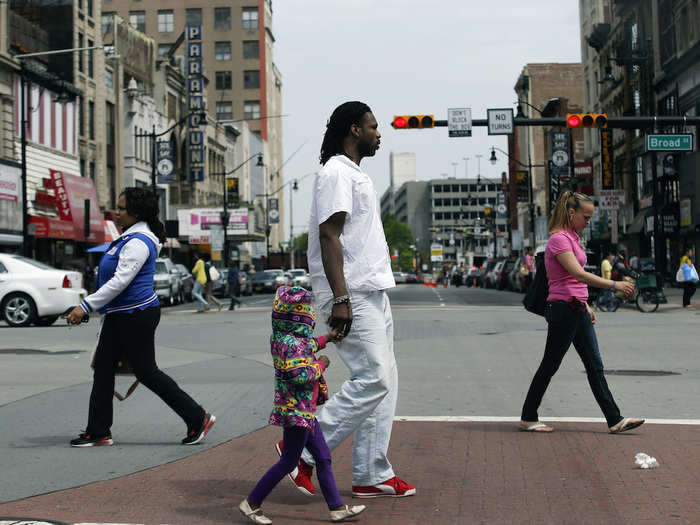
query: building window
215 41 231 60
243 40 259 59
242 7 258 29
102 13 114 34
129 11 146 32
78 96 85 136
89 161 95 181
80 158 86 177
87 0 93 18
105 69 113 90
216 71 232 90
215 7 231 30
77 33 84 72
243 70 260 89
216 101 232 121
244 101 260 120
88 101 95 140
186 8 202 25
158 44 172 58
87 39 94 78
158 10 174 32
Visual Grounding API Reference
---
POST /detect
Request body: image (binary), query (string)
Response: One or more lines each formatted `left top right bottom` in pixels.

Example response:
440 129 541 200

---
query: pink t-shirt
545 229 588 302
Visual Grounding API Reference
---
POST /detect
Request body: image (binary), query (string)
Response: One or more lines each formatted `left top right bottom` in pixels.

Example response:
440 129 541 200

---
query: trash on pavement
635 452 659 469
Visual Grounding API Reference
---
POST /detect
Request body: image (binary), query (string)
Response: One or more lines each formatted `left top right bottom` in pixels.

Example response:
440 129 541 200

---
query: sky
273 1 582 241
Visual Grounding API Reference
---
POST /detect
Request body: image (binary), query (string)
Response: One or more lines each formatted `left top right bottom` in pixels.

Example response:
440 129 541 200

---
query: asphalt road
1 283 698 505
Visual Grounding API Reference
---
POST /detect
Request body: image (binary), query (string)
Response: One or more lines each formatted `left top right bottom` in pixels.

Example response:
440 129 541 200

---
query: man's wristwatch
332 294 351 305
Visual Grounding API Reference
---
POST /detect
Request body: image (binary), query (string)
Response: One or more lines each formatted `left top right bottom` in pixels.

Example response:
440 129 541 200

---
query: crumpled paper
635 452 659 469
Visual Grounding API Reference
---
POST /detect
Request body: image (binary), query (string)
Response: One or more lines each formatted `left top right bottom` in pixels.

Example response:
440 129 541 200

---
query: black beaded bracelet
332 295 350 305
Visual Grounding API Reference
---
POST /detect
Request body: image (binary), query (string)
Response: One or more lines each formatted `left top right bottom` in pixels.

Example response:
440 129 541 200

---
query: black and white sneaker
70 432 114 447
182 412 216 445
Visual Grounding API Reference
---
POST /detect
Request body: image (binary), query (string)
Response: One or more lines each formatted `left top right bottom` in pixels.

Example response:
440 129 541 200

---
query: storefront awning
28 216 76 239
103 220 120 242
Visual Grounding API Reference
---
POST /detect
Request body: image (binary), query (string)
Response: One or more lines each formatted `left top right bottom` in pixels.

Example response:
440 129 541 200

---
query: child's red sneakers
352 476 416 498
275 440 315 495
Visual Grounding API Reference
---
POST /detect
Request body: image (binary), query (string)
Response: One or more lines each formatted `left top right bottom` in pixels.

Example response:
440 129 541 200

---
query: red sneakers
275 440 315 496
352 476 416 498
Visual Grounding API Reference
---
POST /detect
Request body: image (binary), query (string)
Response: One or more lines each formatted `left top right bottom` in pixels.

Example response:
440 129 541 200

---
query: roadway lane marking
395 416 700 425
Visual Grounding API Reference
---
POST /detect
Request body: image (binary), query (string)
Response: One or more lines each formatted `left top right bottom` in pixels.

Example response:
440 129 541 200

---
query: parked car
174 263 194 301
499 258 517 290
154 257 183 305
483 260 503 289
239 271 253 296
286 268 311 289
393 271 407 284
251 271 277 293
264 269 289 288
0 254 86 327
478 260 498 288
212 267 229 297
405 273 420 283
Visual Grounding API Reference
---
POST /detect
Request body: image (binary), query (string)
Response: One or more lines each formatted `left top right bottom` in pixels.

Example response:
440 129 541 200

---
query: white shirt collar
332 154 363 173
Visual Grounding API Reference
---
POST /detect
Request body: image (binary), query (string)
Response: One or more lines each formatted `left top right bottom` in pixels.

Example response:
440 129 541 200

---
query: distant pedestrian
680 247 697 308
238 286 365 524
597 251 616 309
66 187 215 447
228 258 242 311
202 253 223 311
191 252 208 312
519 190 644 434
279 101 414 499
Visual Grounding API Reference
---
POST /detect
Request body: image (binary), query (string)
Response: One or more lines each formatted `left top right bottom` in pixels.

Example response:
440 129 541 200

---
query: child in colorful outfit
239 286 366 524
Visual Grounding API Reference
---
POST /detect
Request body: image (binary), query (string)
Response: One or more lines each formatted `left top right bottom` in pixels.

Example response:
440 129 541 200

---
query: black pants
86 306 204 436
229 283 241 309
682 281 696 306
521 301 623 427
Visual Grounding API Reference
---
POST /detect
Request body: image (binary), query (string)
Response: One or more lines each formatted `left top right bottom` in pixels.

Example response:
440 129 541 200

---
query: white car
286 268 311 289
393 271 407 284
0 254 86 327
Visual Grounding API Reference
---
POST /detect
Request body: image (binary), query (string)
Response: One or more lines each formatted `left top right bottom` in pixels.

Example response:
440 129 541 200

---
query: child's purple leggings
248 419 343 509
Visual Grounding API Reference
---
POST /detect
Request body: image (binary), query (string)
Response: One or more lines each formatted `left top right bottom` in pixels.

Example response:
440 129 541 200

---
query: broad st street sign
646 134 694 152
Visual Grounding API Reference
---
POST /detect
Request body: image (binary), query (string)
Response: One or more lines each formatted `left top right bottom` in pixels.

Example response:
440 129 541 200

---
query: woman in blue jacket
66 188 215 447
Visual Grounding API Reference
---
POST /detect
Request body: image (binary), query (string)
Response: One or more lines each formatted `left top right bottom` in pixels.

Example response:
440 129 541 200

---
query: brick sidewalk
1 421 697 524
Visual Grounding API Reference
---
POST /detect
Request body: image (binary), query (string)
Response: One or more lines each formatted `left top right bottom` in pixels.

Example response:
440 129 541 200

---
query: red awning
29 216 76 239
49 169 105 243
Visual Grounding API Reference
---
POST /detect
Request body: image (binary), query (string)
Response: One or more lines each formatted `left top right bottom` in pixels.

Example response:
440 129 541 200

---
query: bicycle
595 273 665 313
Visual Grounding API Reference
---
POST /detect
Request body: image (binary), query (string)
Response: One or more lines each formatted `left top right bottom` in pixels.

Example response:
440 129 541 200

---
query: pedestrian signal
392 115 434 129
566 113 607 128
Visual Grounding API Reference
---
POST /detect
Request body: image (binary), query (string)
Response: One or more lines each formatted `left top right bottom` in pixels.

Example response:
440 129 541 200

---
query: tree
293 232 308 253
382 214 416 272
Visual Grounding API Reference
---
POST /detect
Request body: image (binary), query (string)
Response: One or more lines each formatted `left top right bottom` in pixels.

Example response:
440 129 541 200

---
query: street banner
680 199 691 227
156 139 174 184
268 198 279 224
548 161 560 215
574 161 593 179
600 129 614 190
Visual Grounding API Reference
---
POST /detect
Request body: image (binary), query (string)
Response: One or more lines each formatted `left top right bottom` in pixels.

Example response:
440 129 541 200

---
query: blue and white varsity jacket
80 222 161 315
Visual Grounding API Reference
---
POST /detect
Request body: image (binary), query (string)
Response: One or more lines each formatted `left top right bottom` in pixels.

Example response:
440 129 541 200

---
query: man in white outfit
275 101 416 499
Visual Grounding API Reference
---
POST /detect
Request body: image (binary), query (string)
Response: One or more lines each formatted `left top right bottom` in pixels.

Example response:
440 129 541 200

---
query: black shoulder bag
523 251 549 316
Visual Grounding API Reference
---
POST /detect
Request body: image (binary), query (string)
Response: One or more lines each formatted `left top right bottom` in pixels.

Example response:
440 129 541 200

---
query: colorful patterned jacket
268 286 329 430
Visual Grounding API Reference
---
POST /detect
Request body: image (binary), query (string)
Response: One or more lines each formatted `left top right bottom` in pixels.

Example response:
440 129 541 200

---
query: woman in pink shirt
519 191 644 434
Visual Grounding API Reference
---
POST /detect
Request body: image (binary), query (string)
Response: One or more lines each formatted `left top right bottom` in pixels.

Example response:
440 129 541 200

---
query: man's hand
328 301 353 337
318 355 330 369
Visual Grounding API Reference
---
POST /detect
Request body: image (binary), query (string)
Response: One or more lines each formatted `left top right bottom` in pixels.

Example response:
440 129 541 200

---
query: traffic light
392 115 434 129
428 227 441 233
566 113 607 128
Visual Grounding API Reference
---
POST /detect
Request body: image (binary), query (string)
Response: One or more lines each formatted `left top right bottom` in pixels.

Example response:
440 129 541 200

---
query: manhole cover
598 369 680 377
0 349 83 355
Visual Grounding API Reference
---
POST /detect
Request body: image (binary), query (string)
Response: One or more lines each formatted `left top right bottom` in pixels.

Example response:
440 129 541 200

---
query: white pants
301 290 398 486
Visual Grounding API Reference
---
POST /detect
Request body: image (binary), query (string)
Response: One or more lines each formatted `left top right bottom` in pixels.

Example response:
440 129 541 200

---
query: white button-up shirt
308 155 395 306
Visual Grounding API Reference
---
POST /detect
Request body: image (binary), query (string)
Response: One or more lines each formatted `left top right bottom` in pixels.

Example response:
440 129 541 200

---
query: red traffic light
393 116 407 129
567 114 581 127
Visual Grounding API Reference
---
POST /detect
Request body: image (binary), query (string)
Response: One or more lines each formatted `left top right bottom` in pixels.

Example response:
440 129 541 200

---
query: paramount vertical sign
187 24 205 182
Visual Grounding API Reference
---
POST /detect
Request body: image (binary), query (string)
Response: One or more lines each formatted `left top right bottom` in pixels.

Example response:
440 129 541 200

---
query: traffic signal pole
427 116 700 128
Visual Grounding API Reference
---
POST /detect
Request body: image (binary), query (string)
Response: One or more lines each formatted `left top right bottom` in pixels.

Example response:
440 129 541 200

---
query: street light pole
20 74 29 256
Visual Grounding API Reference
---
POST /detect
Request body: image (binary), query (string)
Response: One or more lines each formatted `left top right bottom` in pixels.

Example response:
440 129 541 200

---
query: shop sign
598 190 625 210
177 208 250 241
662 213 678 233
29 216 76 239
0 162 22 235
0 165 20 202
600 129 614 190
186 24 205 182
49 169 104 242
573 161 593 179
